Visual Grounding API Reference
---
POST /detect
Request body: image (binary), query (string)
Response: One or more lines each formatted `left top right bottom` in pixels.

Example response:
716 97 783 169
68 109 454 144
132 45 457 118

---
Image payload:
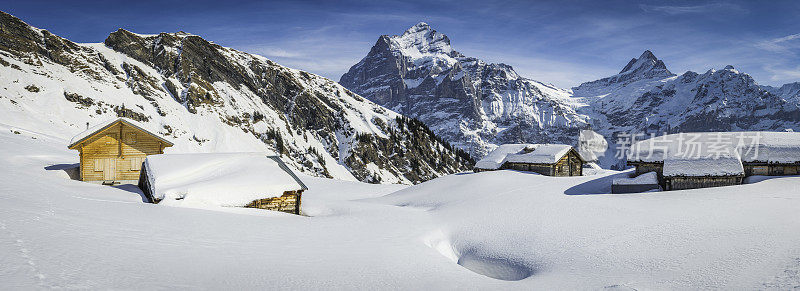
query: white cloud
639 3 746 15
757 33 800 54
254 47 303 58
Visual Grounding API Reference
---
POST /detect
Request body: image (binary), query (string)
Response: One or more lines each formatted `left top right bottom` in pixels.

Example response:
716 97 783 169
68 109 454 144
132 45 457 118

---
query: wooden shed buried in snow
68 118 173 183
138 153 308 215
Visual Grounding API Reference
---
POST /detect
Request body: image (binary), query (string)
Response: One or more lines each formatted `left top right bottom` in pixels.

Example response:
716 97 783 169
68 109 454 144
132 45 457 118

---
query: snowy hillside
0 11 472 184
2 128 800 289
340 22 590 158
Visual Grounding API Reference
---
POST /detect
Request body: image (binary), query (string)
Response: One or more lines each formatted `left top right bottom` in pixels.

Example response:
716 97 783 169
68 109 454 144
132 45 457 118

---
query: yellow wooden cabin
68 118 173 182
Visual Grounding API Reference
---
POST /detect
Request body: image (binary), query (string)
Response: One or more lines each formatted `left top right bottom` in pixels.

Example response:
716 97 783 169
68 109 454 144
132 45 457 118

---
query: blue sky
3 0 799 87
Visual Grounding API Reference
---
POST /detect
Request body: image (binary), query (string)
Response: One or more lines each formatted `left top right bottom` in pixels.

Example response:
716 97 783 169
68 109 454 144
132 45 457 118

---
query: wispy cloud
757 33 800 54
639 3 746 15
763 64 800 81
254 47 304 58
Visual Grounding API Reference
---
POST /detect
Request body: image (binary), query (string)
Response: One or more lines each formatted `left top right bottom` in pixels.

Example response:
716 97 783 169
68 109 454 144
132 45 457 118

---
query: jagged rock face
341 22 589 158
0 11 472 184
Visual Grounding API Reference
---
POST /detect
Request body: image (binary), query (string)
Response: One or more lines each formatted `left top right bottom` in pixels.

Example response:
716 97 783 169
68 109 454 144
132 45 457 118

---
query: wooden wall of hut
743 163 799 176
245 191 303 215
665 176 743 191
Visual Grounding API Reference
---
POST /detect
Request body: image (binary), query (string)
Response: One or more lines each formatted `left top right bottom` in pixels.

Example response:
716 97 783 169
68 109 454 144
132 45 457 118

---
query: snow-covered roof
613 171 659 185
68 118 173 149
507 144 575 164
475 144 580 170
143 153 307 207
628 132 800 164
663 153 745 177
475 144 530 169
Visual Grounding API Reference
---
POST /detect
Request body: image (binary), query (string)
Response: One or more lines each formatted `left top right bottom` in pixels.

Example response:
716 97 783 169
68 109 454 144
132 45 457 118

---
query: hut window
130 157 142 171
93 159 104 172
127 133 137 144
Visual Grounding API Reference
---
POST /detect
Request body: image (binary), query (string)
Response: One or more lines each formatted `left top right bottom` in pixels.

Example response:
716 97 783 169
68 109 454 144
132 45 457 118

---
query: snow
612 171 658 185
2 129 800 289
389 22 457 67
68 117 171 147
475 144 576 170
143 153 306 207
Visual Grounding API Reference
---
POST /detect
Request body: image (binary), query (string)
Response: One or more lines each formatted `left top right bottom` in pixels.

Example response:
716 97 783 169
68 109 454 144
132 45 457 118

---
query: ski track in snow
0 221 48 288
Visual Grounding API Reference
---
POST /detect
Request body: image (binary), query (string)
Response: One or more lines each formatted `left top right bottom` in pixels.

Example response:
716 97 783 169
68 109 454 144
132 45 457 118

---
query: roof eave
67 119 174 149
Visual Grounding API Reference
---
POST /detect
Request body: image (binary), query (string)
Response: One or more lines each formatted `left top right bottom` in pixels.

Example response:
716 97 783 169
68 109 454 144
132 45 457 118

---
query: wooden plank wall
79 123 164 181
245 191 303 215
666 176 743 191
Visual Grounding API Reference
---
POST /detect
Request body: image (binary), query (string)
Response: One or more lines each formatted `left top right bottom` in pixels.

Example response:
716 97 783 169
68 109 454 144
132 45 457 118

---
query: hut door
102 158 116 180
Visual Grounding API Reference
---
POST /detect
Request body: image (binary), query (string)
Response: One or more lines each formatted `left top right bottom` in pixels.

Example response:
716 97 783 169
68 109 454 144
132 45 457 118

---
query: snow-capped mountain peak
389 22 460 62
619 50 670 76
404 22 432 34
572 50 676 99
341 22 590 158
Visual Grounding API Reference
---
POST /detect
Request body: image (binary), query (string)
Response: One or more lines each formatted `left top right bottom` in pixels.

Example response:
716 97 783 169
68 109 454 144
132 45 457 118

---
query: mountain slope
0 11 472 184
340 22 589 158
573 53 800 168
763 82 800 105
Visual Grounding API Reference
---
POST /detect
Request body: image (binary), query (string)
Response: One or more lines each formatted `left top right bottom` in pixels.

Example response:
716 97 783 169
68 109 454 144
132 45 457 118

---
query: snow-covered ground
1 126 800 289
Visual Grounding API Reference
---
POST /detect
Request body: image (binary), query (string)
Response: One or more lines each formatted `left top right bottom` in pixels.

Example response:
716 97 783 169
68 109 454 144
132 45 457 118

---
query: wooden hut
68 118 173 183
474 144 585 176
627 132 800 191
139 153 308 215
661 155 745 190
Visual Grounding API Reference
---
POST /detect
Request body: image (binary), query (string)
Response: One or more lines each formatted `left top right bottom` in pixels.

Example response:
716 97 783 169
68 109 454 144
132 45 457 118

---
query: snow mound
143 153 307 207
